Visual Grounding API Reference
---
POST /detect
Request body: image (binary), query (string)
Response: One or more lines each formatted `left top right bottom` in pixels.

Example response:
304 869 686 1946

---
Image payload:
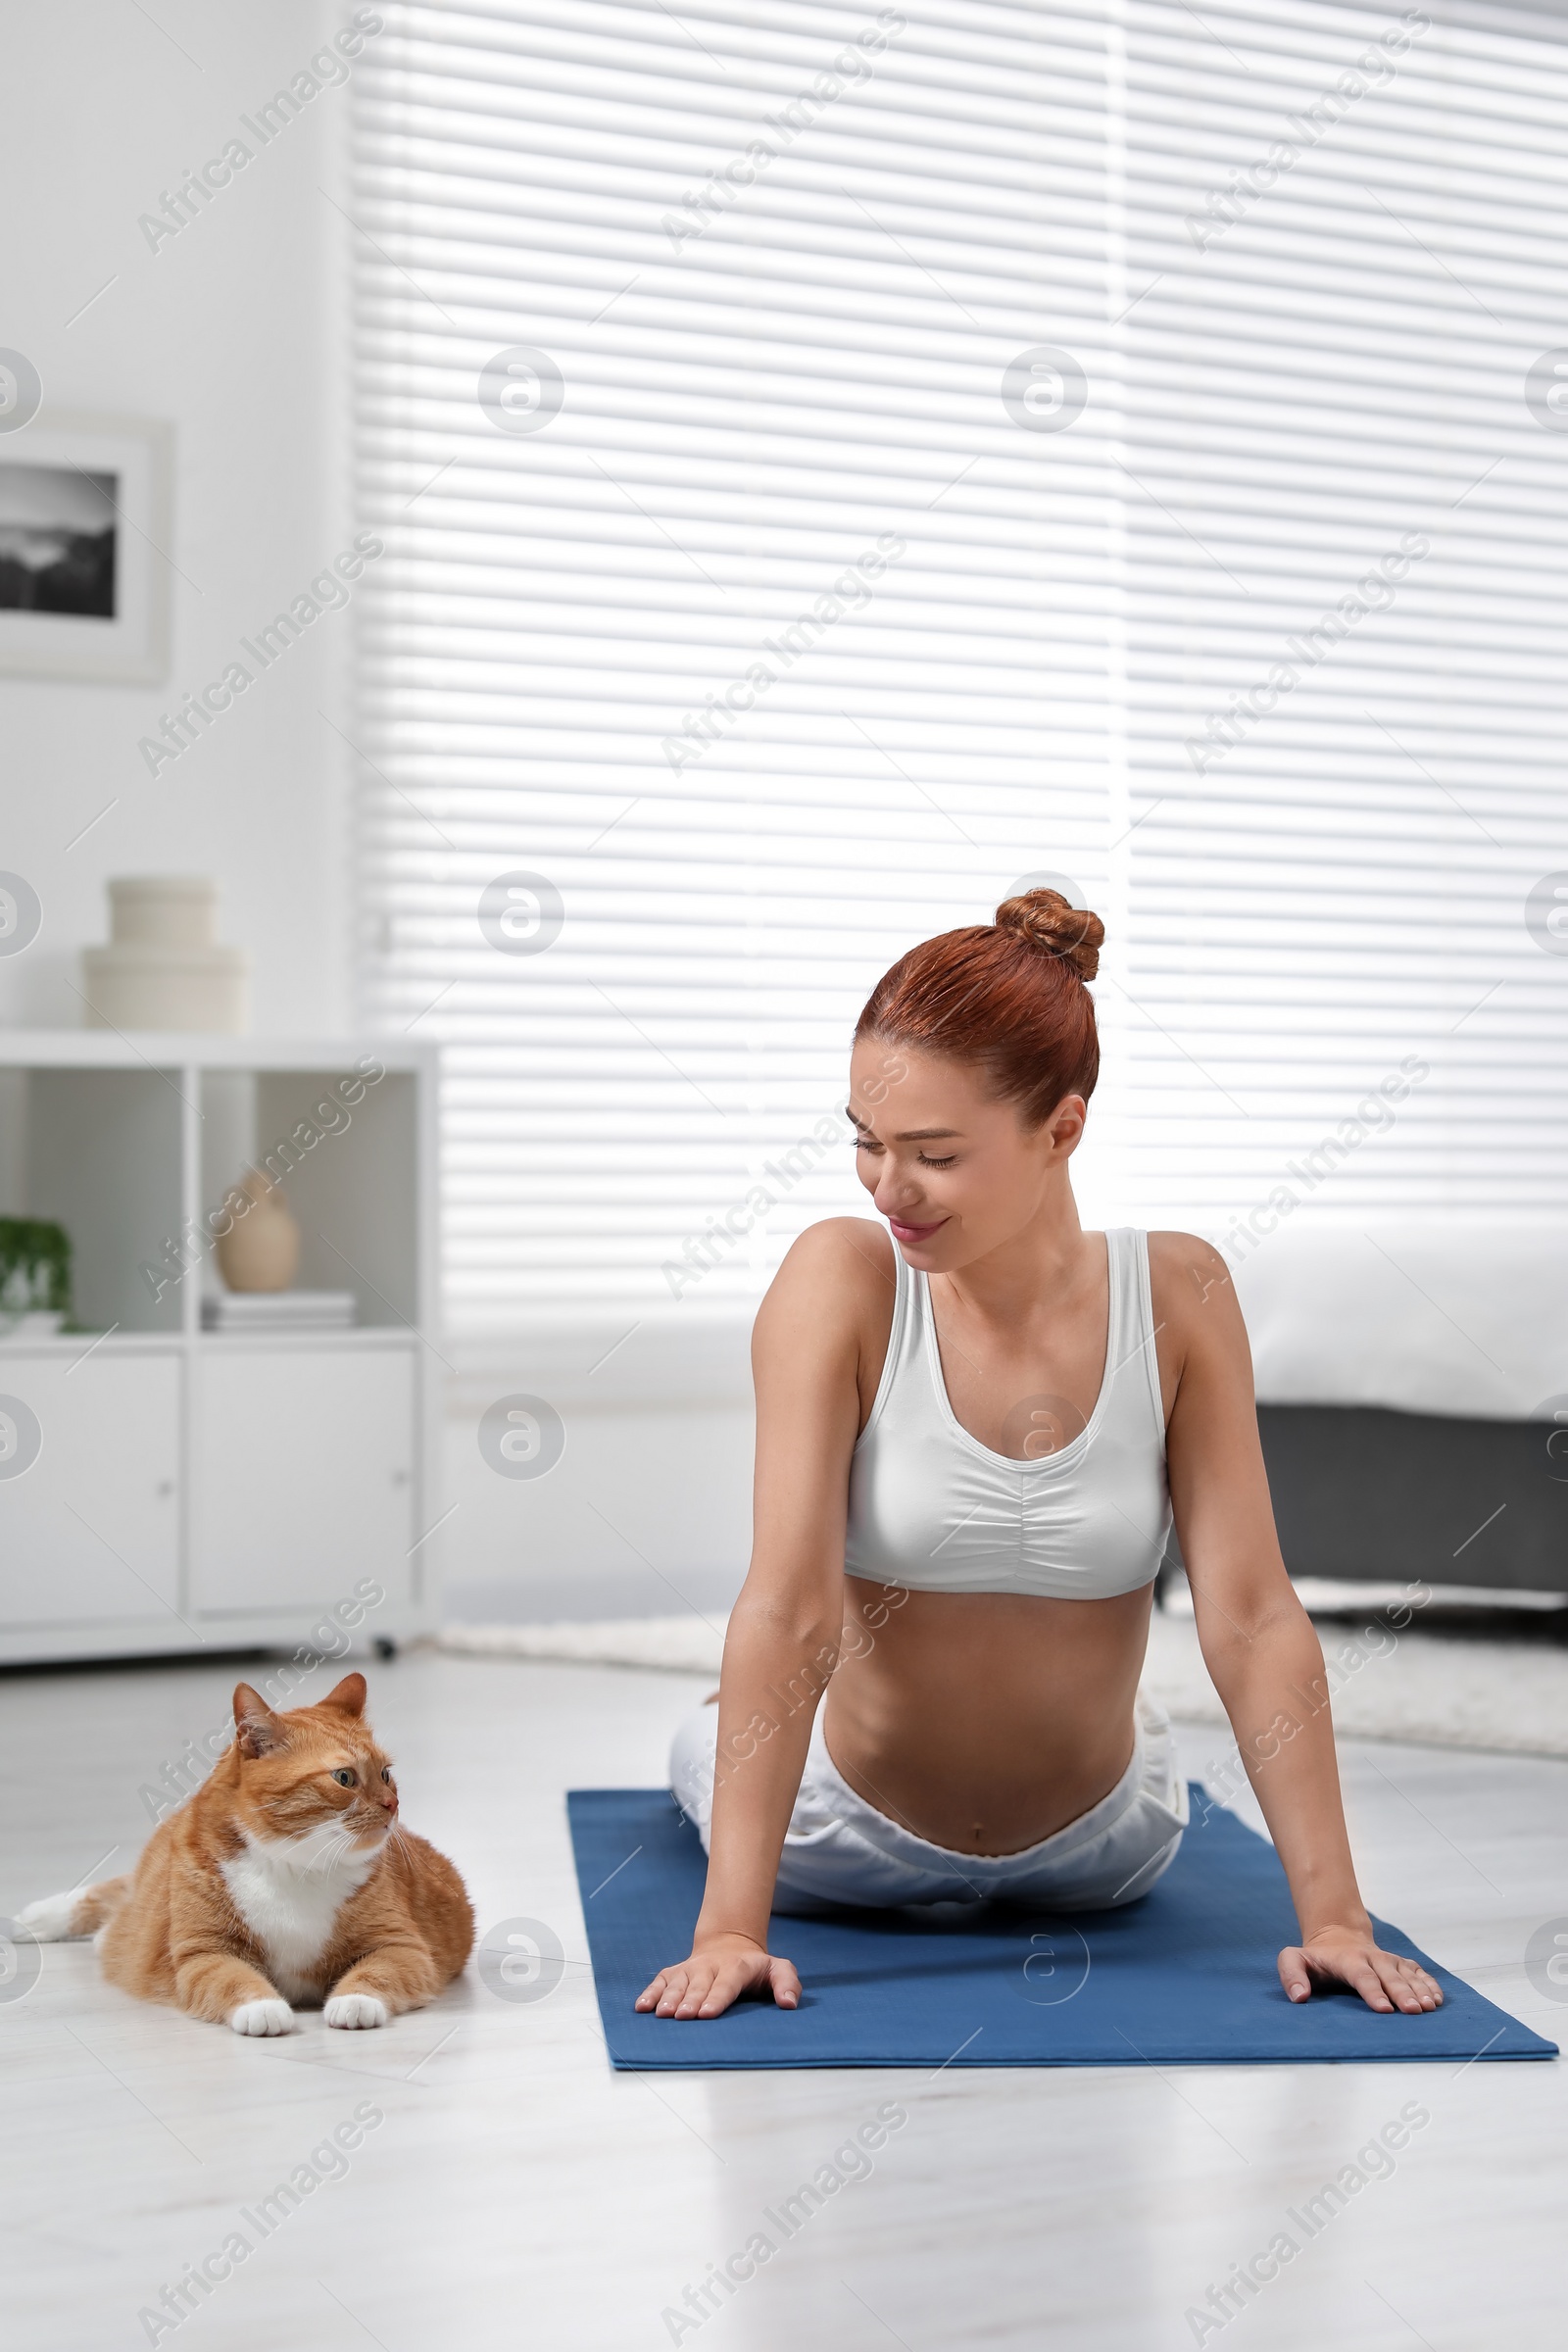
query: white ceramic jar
81 875 250 1032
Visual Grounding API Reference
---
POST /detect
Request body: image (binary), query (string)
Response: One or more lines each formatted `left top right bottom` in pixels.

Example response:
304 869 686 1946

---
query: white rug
437 1609 1568 1758
439 1615 728 1674
1141 1612 1568 1759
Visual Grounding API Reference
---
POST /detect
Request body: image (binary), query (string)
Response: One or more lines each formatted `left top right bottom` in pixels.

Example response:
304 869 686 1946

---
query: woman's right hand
635 1932 801 2020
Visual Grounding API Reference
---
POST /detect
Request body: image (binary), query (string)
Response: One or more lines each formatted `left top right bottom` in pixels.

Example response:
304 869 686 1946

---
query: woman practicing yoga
638 889 1443 2023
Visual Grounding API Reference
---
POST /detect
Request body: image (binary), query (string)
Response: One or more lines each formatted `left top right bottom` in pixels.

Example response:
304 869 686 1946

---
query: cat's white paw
324 1993 388 2031
16 1892 81 1942
229 1998 294 2036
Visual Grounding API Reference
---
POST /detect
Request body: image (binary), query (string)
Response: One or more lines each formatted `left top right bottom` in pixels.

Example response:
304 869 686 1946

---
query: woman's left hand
1277 1925 1444 2013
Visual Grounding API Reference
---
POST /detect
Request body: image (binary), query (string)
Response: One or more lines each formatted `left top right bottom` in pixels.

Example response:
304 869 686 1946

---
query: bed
1231 1226 1568 1596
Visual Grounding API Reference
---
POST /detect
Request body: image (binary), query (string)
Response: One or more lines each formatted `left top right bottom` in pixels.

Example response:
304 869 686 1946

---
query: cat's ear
321 1672 368 1718
233 1684 285 1759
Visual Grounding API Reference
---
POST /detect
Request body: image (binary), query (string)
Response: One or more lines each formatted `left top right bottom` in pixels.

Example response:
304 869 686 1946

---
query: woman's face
847 1037 1085 1272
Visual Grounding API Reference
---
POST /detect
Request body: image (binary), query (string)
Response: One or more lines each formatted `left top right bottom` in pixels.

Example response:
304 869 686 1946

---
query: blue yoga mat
568 1786 1555 2070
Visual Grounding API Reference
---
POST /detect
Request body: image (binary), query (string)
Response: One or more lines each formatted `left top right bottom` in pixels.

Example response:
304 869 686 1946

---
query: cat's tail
18 1875 131 1942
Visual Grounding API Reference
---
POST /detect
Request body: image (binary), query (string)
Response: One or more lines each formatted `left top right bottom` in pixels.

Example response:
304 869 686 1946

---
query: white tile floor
3 1647 1564 2352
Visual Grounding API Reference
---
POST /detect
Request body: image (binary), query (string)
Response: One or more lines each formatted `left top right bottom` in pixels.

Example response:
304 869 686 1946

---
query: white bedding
1228 1224 1568 1422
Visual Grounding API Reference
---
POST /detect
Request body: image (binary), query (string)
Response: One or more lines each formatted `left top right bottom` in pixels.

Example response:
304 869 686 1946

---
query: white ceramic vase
214 1170 300 1293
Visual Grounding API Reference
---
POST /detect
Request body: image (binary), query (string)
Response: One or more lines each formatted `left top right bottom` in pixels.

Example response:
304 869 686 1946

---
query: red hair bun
993 887 1102 981
856 888 1103 1125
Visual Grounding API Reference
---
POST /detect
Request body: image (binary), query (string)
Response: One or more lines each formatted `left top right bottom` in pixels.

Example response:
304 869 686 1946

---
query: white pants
669 1691 1189 1915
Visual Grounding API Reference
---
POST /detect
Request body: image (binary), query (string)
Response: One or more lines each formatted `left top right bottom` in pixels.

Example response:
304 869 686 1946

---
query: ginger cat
22 1673 472 2035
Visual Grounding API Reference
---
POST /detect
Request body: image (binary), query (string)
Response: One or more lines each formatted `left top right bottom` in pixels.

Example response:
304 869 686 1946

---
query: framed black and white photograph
0 414 172 681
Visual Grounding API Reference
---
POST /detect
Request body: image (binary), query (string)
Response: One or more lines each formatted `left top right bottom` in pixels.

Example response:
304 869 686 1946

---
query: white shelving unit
0 1034 441 1666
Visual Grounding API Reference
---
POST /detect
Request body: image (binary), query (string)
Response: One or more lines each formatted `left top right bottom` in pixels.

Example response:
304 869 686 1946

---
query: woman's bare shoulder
781 1214 895 1283
1145 1230 1250 1358
1146 1228 1233 1296
753 1218 895 1356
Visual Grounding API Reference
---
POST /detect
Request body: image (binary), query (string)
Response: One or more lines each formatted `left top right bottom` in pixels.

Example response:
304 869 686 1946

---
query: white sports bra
844 1228 1172 1601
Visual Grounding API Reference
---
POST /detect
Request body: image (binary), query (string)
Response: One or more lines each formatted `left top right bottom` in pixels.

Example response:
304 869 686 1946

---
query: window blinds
1115 0 1568 1231
353 0 1568 1339
353 0 1132 1333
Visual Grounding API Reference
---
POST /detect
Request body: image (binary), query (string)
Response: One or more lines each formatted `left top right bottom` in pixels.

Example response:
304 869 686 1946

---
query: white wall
441 1324 755 1625
0 0 361 1034
443 1403 754 1627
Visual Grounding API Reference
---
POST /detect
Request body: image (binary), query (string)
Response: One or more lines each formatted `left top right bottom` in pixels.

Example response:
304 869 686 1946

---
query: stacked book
202 1290 357 1333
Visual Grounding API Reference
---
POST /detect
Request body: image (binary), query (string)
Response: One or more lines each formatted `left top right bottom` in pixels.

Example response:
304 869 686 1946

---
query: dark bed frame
1255 1404 1568 1597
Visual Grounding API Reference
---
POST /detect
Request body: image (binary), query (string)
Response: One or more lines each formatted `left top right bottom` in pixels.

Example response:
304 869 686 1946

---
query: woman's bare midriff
822 1574 1155 1855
